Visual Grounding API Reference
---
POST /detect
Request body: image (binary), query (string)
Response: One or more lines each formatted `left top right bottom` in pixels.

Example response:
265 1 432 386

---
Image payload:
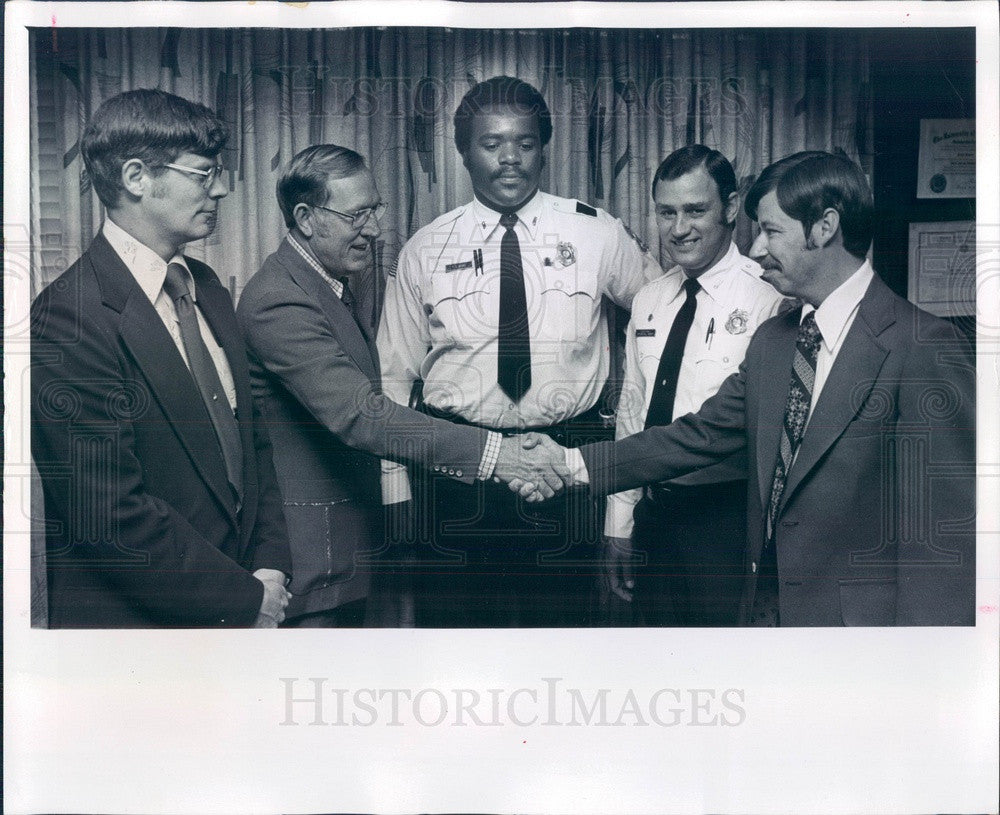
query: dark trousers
410 406 612 628
632 480 747 627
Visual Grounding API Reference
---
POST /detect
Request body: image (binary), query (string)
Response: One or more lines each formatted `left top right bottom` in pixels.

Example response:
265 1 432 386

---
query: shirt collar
471 190 543 243
665 241 741 304
286 233 344 299
102 218 194 304
803 260 874 352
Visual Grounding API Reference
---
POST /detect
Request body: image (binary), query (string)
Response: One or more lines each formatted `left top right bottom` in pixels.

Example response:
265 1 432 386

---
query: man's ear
806 207 840 250
293 203 314 238
120 158 148 199
723 191 740 226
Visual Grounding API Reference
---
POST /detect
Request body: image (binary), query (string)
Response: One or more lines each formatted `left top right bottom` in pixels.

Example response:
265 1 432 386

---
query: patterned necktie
163 263 243 502
765 311 822 539
497 211 531 401
644 276 700 428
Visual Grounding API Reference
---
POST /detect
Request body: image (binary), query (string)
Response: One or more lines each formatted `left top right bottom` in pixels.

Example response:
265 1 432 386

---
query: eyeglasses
162 162 226 190
312 201 388 229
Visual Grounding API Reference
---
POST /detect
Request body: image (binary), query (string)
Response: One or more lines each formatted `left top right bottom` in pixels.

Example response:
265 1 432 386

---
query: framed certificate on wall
907 220 976 316
916 118 975 198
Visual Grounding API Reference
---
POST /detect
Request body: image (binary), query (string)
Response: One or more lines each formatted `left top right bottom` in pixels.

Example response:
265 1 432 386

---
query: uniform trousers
411 405 612 628
632 480 747 626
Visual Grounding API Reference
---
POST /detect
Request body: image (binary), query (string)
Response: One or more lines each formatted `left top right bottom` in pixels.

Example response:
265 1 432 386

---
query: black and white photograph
4 1 999 812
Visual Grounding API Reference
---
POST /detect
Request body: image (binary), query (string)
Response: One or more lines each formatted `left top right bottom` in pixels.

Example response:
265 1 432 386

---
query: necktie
765 311 822 539
644 276 700 429
497 212 531 402
163 263 243 502
339 277 370 343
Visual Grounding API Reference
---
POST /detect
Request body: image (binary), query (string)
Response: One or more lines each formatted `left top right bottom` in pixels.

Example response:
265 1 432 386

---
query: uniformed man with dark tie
378 76 662 627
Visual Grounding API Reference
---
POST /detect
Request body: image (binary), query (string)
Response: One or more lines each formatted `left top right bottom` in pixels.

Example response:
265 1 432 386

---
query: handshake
493 432 575 502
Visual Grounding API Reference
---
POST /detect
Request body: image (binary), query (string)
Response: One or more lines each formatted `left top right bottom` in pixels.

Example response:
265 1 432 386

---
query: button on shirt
604 243 788 539
102 218 236 411
378 191 662 429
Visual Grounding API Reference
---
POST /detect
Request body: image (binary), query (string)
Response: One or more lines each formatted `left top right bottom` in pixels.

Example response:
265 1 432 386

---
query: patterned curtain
30 26 873 313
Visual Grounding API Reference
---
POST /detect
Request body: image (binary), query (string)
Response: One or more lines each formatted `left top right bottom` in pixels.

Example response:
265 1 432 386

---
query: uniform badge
725 309 750 335
557 242 577 267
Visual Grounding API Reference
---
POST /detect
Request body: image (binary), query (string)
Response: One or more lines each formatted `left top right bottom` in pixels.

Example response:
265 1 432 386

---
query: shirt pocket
690 330 751 395
427 265 494 346
534 260 600 346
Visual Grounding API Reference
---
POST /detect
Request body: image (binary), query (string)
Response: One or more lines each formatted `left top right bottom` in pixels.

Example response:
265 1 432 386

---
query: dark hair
276 145 367 228
745 151 873 258
453 76 552 156
651 145 738 212
81 89 228 208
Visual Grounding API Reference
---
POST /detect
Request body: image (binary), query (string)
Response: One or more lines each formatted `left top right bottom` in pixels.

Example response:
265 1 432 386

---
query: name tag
635 328 656 338
445 261 473 272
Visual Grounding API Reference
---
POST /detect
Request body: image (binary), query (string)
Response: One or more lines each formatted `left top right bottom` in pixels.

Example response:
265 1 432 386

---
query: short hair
276 145 367 228
651 145 738 214
453 76 553 156
81 89 228 208
745 151 873 259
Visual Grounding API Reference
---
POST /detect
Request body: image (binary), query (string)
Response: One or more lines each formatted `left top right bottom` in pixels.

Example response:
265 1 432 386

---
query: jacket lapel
778 276 893 513
87 235 239 527
755 308 801 512
277 241 380 382
187 258 259 548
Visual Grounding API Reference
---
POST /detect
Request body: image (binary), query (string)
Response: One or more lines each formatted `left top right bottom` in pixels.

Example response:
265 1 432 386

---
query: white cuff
380 460 412 505
564 446 589 485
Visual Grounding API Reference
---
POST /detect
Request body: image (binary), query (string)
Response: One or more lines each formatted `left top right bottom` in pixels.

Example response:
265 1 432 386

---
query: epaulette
424 206 467 231
575 201 598 217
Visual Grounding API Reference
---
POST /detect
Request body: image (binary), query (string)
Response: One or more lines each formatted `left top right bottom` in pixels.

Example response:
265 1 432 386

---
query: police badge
556 241 576 267
725 309 749 334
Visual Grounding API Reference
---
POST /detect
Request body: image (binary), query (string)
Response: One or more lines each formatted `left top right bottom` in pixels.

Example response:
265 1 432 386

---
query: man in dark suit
236 144 569 626
523 151 975 626
31 89 292 627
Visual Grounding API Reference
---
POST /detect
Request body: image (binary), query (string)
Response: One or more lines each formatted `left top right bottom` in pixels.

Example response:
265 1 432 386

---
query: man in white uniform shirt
603 145 787 626
378 76 661 626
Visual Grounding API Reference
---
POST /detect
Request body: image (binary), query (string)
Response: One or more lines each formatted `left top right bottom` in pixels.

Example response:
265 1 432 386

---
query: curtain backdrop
30 26 873 314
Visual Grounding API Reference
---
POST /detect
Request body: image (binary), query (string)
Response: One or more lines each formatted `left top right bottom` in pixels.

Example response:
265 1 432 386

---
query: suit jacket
31 233 292 628
236 239 489 618
582 274 975 626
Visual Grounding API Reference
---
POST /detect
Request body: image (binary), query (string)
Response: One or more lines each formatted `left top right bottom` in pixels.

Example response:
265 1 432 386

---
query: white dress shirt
604 243 787 539
103 218 236 411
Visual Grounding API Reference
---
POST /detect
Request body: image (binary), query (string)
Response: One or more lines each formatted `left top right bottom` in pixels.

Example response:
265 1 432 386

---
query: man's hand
253 568 291 627
600 535 636 603
493 433 570 500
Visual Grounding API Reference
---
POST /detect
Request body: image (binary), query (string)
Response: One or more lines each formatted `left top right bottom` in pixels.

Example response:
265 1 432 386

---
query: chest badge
725 309 750 335
556 241 577 267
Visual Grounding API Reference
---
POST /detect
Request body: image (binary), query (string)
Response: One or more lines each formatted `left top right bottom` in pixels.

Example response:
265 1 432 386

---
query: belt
422 400 613 449
643 479 745 508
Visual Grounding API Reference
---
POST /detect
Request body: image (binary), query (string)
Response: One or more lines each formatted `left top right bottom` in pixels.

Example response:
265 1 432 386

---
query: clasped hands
493 432 573 501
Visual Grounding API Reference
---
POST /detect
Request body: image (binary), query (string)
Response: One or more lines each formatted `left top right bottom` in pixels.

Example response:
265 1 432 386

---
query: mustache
491 169 528 180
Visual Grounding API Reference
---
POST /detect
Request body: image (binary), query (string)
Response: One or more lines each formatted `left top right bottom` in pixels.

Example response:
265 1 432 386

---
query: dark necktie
497 212 531 402
339 277 370 343
644 276 700 429
765 311 822 539
163 263 243 502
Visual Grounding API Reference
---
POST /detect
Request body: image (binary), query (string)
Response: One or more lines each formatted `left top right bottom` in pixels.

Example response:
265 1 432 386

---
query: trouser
410 404 612 628
632 480 747 627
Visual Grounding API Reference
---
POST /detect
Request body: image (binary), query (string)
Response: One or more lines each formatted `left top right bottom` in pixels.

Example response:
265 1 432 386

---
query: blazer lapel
779 276 893 512
87 236 238 527
754 308 801 512
278 241 380 382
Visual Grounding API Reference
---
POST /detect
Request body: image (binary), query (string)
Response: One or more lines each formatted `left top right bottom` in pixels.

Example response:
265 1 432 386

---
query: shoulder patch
575 201 598 217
